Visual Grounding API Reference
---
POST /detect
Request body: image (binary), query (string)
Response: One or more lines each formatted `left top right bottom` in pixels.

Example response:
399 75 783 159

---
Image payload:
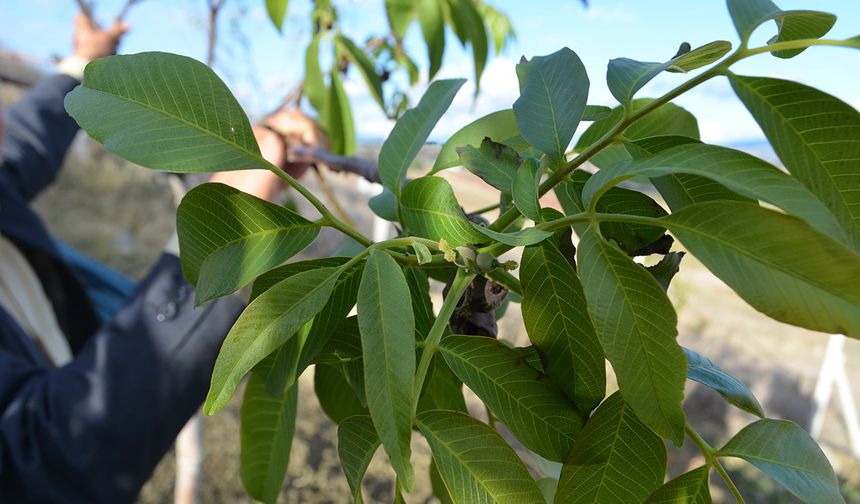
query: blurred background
2 1 860 502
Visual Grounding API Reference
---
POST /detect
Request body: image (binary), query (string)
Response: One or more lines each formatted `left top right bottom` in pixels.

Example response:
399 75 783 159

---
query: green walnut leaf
418 0 445 80
265 0 288 31
337 415 380 504
177 183 319 304
726 0 835 57
433 109 520 172
663 201 860 337
456 137 521 193
575 100 700 171
730 75 860 251
400 177 488 246
684 347 764 418
440 335 585 462
514 47 589 160
719 419 844 503
578 226 686 444
555 171 667 255
583 143 849 246
65 52 267 173
379 79 465 196
512 157 542 222
336 35 384 110
240 358 297 504
644 466 712 504
357 250 416 490
607 40 731 105
304 34 327 114
417 410 545 504
204 267 341 414
521 239 605 412
325 67 356 156
555 392 667 504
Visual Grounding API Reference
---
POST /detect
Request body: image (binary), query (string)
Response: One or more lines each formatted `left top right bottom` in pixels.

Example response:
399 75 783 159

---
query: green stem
412 269 476 414
489 51 742 233
267 161 374 247
685 423 746 504
742 37 860 57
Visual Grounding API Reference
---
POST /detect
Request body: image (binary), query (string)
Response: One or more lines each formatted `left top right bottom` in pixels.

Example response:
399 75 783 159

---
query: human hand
261 107 329 179
73 13 128 61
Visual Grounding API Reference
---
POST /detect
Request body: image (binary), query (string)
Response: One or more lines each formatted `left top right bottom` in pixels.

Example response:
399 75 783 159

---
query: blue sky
2 0 858 145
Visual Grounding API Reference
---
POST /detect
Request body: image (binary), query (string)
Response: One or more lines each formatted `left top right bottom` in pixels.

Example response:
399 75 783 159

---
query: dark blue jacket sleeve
1 74 81 202
0 254 244 503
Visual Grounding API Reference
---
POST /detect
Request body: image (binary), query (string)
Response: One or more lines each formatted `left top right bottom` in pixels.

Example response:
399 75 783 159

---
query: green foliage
416 410 545 503
555 392 667 503
240 358 298 504
177 183 319 304
357 250 416 490
719 419 845 503
67 0 860 501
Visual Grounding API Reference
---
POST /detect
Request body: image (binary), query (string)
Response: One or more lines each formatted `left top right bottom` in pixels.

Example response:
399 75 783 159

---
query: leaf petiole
685 422 746 504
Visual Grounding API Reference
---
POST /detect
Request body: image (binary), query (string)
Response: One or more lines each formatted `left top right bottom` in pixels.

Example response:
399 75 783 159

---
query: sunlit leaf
176 183 319 304
726 0 835 57
204 267 340 414
514 48 589 160
336 35 384 110
663 201 860 337
418 0 445 80
719 419 844 503
730 75 860 251
265 0 289 31
433 109 520 172
583 143 850 245
400 177 488 246
440 335 585 462
385 0 416 40
607 41 731 104
379 79 465 196
417 410 545 504
65 52 265 172
357 250 416 490
578 226 686 444
471 224 552 246
555 392 667 503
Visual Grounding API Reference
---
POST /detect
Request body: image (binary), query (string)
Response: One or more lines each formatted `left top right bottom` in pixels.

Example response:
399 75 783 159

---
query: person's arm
0 14 125 202
0 254 244 503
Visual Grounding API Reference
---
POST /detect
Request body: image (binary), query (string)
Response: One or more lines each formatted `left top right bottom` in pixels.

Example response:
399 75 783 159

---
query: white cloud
582 5 635 23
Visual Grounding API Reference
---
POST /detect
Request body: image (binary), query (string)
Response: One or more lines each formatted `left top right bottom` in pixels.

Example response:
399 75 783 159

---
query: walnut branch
288 146 381 185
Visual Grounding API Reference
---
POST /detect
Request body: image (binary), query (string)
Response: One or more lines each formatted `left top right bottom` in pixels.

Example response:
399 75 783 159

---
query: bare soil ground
31 139 860 504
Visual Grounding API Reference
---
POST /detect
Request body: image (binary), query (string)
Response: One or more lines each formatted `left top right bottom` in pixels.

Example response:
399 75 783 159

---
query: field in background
25 132 860 503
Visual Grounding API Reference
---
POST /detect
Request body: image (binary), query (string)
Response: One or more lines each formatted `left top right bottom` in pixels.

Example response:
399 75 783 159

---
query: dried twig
206 0 225 67
116 0 146 22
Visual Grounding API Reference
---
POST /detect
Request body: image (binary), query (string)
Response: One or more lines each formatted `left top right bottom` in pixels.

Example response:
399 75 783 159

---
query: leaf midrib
83 85 267 168
440 343 578 444
731 77 857 239
212 270 337 407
